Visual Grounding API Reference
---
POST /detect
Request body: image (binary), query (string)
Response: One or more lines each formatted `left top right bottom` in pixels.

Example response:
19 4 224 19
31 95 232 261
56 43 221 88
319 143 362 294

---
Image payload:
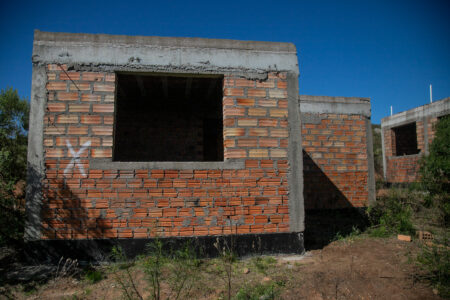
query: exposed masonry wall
381 98 449 183
41 65 292 239
299 96 375 209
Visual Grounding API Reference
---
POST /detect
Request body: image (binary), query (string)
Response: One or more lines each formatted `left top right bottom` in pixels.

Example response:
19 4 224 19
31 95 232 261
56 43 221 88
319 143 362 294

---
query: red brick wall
383 120 427 183
302 114 369 209
41 65 292 239
382 117 440 183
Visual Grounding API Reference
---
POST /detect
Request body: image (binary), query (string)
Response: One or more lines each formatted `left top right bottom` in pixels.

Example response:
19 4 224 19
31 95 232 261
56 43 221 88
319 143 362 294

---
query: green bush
84 269 104 284
367 188 415 237
420 115 450 227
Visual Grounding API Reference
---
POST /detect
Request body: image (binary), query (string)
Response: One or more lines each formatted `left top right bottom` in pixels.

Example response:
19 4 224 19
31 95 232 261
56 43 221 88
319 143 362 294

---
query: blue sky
0 0 448 124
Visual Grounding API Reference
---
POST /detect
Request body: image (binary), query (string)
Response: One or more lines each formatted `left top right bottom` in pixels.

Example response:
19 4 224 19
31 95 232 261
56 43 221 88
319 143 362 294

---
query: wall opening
113 73 224 162
392 122 419 156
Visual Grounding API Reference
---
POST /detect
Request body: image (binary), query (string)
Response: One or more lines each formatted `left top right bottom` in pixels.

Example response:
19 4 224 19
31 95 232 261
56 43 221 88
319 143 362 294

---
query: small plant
84 269 103 284
333 226 362 243
251 256 277 275
367 188 415 236
234 281 284 300
214 236 237 300
110 246 143 300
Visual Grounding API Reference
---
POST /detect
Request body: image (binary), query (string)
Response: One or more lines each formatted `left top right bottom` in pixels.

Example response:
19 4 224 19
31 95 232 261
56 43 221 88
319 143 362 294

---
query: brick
237 139 258 147
224 128 245 137
82 72 105 81
47 103 66 112
81 94 101 102
225 149 247 158
248 108 267 116
57 115 78 124
93 104 114 113
249 128 268 137
237 118 257 126
235 78 255 87
236 98 255 106
68 104 90 113
81 115 101 124
249 149 268 157
269 90 287 98
57 92 79 101
68 126 89 135
248 89 266 97
269 109 288 118
91 148 112 158
93 83 115 92
60 72 80 81
223 88 244 97
47 82 67 91
92 126 113 136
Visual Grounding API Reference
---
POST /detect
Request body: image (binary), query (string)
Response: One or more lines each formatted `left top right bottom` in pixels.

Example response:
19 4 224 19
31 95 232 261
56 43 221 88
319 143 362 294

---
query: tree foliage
420 115 450 226
0 87 29 245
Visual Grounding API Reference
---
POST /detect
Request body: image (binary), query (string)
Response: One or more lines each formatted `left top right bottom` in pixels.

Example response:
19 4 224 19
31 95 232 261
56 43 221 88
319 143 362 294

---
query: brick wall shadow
303 151 368 250
25 168 114 263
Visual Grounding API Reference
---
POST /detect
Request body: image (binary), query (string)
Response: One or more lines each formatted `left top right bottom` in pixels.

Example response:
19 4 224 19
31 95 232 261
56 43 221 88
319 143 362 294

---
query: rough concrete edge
24 65 46 241
365 117 376 205
34 30 297 53
381 97 450 128
299 96 371 117
287 74 304 232
90 160 245 170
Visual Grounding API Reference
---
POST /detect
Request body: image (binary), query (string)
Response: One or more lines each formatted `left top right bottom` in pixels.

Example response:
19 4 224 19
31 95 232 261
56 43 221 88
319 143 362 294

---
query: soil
2 236 442 299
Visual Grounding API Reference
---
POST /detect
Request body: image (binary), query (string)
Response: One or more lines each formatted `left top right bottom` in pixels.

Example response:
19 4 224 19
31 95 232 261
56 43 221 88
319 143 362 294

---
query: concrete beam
32 30 299 76
381 97 450 129
299 95 371 117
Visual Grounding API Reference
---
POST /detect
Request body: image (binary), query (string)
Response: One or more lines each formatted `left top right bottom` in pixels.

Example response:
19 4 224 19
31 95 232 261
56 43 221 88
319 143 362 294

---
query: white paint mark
64 139 91 177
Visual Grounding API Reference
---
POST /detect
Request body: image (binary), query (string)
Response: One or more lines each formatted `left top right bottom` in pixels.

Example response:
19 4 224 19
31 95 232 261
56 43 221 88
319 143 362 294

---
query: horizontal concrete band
24 232 304 264
33 30 299 75
299 95 371 117
90 159 245 170
382 97 450 128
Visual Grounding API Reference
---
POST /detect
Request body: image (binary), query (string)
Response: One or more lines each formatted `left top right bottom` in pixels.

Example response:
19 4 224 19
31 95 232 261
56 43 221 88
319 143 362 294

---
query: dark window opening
393 122 420 156
113 73 224 162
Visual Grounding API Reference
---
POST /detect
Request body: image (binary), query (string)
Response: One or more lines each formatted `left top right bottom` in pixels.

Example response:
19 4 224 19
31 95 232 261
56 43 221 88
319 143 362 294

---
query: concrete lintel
24 65 46 241
287 73 304 232
299 95 371 117
90 159 245 170
32 30 299 75
381 97 450 128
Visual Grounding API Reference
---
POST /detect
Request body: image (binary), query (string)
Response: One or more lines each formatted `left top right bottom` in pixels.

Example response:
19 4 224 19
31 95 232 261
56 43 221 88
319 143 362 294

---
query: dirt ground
2 236 442 300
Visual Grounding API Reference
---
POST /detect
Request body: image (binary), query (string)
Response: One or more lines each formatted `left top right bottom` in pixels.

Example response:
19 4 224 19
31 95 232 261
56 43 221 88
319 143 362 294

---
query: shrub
367 188 415 236
420 115 450 227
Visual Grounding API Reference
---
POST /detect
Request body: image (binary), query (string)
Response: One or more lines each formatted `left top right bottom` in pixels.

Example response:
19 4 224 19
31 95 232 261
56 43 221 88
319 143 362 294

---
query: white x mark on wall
64 139 91 177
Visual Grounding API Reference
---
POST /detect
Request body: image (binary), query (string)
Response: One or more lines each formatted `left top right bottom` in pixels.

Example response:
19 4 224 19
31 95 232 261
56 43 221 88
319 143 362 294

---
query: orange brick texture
382 117 439 183
302 114 369 209
41 65 291 239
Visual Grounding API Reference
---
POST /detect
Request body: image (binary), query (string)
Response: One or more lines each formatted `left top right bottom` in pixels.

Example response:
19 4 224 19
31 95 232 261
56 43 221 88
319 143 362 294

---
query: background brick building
381 97 450 183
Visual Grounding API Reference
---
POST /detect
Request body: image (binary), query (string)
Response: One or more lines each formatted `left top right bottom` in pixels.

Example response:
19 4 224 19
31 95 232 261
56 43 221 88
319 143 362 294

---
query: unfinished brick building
381 97 449 183
25 31 375 259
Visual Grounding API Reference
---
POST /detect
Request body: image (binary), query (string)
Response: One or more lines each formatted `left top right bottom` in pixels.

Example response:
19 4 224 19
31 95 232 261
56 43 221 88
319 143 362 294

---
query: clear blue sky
1 0 449 124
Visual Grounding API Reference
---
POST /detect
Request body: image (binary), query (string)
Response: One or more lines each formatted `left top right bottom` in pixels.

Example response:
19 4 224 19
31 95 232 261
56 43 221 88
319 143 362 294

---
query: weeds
214 237 237 300
235 281 284 300
416 235 450 298
251 256 277 275
84 269 103 284
367 188 416 237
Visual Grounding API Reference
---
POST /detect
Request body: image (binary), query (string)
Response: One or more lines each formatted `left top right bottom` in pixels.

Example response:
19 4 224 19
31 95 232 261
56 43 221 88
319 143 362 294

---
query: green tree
0 87 29 245
420 115 450 226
